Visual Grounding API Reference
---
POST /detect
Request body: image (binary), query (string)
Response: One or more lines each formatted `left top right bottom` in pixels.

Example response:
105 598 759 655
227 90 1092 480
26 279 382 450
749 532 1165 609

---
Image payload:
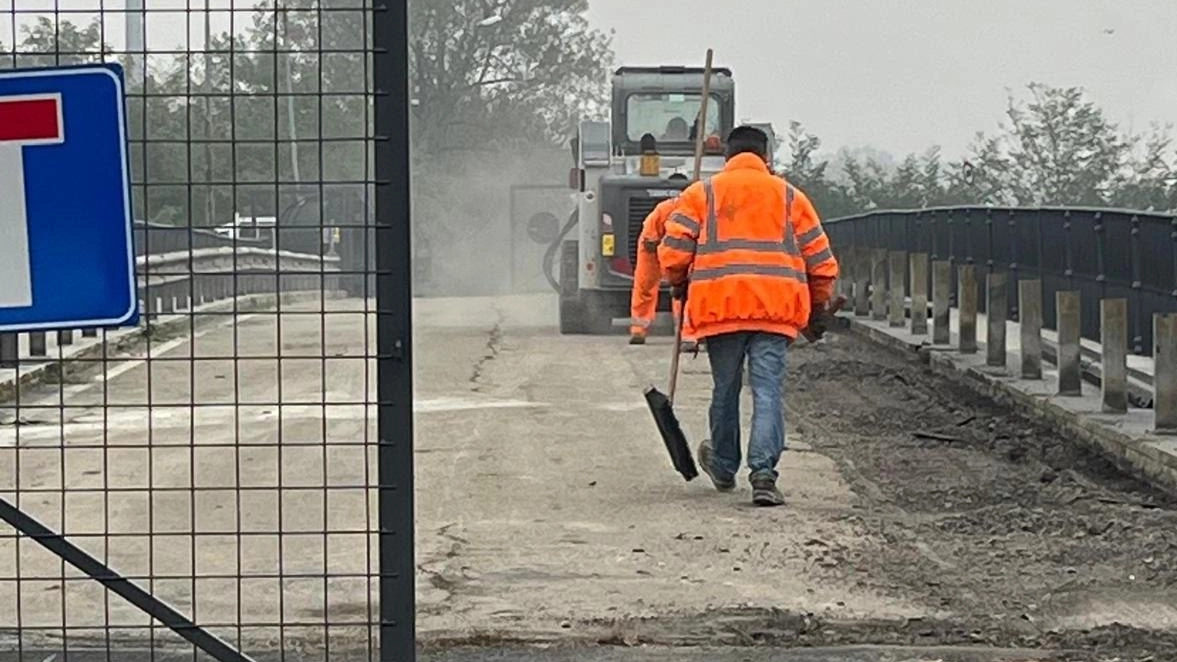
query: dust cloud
411 145 574 300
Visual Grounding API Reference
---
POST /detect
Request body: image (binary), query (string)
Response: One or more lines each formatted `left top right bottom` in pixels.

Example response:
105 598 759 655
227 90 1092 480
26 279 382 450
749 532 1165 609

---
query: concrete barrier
1019 279 1043 379
871 249 888 321
986 272 1007 368
854 247 870 317
958 265 978 354
888 251 907 327
910 253 928 336
1155 313 1177 434
1102 298 1129 414
932 260 951 345
1057 291 1082 396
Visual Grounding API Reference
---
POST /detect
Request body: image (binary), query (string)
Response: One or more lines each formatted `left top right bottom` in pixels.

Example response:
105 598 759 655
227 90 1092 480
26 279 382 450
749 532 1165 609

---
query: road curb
845 315 1177 496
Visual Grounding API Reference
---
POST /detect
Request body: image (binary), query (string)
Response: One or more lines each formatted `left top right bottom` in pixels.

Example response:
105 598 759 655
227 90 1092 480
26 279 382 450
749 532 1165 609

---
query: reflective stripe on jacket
639 198 677 251
657 152 839 339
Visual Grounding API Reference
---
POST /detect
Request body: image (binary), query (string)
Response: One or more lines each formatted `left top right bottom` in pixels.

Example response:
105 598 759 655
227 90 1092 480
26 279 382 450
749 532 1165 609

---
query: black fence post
373 2 416 660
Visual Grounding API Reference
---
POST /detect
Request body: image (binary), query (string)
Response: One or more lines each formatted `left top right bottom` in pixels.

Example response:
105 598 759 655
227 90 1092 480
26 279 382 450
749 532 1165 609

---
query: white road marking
1 393 548 446
413 397 546 413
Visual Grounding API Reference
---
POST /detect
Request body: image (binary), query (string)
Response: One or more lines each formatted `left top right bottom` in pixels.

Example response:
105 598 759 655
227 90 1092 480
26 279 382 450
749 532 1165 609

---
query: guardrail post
871 248 887 321
1019 279 1043 379
161 286 176 314
28 332 47 357
834 250 849 300
0 333 16 369
1057 291 1082 396
910 253 928 335
932 260 951 344
854 247 870 317
987 272 1008 368
1101 298 1129 414
958 264 978 354
1154 313 1177 434
888 251 907 327
144 289 156 320
57 330 74 346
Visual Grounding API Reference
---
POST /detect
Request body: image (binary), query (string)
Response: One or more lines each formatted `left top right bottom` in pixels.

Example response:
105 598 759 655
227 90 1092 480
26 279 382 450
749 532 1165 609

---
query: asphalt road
0 293 1174 662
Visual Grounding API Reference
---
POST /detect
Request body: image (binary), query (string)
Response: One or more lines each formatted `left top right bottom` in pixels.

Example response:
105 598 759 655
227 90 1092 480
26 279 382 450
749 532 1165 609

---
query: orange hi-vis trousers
629 240 696 341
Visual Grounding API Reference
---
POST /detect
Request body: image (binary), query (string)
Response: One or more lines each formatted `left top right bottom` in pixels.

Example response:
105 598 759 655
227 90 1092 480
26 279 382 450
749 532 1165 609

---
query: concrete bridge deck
1 295 1175 661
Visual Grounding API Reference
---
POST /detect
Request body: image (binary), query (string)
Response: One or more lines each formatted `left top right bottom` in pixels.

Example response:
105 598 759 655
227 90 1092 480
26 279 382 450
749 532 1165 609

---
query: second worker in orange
629 184 699 350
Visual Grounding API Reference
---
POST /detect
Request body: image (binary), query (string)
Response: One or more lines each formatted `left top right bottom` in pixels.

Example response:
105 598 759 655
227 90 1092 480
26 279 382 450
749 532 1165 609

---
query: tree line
781 83 1177 219
3 1 1175 237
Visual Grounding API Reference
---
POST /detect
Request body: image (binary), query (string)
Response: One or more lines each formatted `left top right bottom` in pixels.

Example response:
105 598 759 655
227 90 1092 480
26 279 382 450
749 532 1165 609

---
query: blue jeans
705 331 789 481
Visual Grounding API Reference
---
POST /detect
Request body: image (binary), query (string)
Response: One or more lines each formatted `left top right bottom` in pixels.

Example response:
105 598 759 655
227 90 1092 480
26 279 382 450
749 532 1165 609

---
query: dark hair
725 125 769 160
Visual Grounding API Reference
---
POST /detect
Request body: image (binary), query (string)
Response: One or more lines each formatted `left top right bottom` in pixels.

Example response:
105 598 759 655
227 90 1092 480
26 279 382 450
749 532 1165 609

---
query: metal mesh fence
0 1 408 660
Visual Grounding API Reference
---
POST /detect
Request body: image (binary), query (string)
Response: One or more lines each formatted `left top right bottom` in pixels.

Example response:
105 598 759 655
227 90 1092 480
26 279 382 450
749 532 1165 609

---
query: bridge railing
826 206 1177 356
132 220 272 256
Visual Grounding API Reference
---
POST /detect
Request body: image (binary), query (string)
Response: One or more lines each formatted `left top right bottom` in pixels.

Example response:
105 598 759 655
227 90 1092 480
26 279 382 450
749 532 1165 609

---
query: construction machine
547 64 774 334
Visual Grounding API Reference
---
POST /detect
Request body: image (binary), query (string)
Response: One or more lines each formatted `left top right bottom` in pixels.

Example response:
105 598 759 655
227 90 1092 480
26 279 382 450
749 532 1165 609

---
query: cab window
625 93 723 143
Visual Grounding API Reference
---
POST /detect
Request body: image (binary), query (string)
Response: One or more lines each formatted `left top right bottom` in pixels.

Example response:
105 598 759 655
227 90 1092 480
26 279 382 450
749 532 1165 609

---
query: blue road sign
0 64 137 333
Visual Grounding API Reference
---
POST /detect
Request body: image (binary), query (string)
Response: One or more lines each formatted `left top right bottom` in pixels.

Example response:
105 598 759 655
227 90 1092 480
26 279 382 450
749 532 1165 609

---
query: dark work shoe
697 440 735 492
629 332 647 345
751 475 785 507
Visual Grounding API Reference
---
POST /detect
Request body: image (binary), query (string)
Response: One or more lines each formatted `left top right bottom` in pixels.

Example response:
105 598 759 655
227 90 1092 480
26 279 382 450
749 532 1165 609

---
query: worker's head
725 125 770 163
664 117 689 140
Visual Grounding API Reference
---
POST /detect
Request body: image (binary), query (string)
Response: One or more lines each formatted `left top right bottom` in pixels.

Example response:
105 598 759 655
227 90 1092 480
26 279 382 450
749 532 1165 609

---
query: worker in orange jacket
658 125 838 507
629 192 698 349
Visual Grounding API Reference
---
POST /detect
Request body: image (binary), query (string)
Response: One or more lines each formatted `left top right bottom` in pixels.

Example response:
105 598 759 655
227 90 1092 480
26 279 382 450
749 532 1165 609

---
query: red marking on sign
0 97 61 142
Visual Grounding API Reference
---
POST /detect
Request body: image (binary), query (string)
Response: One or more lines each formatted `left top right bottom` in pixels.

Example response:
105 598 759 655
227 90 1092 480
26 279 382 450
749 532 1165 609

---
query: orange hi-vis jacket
630 198 696 340
657 153 839 340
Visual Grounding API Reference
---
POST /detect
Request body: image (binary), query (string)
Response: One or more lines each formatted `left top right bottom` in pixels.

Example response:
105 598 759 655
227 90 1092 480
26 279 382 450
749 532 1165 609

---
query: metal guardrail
132 220 271 256
825 206 1177 356
0 245 339 369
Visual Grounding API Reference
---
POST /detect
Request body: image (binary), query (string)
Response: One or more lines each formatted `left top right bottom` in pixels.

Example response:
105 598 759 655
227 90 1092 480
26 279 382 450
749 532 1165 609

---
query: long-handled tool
644 48 714 482
643 302 697 480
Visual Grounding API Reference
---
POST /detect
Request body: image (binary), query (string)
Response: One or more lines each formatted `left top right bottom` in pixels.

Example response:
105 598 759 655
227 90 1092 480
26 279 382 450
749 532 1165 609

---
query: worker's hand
806 304 828 338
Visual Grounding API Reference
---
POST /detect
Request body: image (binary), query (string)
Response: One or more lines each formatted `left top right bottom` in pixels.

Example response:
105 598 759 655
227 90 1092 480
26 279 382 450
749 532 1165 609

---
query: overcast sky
585 0 1177 158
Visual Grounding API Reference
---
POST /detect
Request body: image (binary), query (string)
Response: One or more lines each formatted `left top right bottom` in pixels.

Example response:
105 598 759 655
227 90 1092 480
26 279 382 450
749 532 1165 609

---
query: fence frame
373 3 416 661
0 2 414 661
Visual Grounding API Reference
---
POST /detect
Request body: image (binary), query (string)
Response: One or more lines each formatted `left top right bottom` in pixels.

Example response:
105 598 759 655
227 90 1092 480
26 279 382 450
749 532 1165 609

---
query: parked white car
214 214 276 242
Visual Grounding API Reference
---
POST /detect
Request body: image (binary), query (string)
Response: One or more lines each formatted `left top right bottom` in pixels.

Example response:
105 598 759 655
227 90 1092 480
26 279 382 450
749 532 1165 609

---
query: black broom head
643 385 698 481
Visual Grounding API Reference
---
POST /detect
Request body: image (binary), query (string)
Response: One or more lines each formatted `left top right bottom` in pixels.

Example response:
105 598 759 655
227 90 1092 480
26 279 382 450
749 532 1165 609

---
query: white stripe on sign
0 143 33 308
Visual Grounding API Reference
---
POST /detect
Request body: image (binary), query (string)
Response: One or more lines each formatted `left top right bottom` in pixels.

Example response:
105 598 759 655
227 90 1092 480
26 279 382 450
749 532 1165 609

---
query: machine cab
611 65 735 159
582 67 737 287
558 65 744 334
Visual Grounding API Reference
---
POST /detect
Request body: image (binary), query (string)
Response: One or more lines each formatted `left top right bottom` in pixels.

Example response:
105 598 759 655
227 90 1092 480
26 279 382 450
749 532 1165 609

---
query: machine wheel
558 240 617 335
558 240 589 334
